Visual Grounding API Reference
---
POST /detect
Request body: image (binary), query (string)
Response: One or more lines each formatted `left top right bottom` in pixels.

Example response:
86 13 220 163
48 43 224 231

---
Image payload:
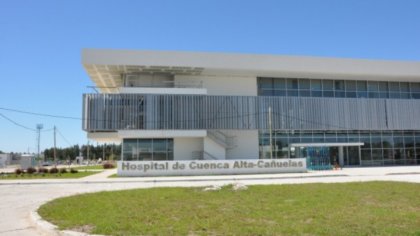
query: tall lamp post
36 124 43 166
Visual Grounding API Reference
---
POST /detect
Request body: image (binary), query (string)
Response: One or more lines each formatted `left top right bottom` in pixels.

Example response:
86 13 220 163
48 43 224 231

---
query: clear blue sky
1 0 420 153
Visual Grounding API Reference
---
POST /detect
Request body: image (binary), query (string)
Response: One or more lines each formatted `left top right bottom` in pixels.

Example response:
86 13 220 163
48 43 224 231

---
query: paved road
0 167 419 236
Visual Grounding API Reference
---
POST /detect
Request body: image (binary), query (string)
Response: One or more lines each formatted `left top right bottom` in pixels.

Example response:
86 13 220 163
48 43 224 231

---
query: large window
257 77 420 99
258 130 420 166
122 138 174 161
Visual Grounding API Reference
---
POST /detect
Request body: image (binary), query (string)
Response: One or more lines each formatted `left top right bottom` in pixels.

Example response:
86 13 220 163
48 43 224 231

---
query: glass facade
122 138 174 161
259 130 420 166
258 77 420 99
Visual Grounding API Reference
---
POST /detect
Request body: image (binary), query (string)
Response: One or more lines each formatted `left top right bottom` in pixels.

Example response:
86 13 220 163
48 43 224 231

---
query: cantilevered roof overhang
82 49 420 93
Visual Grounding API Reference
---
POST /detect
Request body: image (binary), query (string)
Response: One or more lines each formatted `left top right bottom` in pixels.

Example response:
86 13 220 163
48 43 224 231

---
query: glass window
334 80 345 91
368 92 379 98
311 91 323 97
372 149 383 160
400 82 409 92
389 82 400 92
260 89 273 96
389 92 400 99
323 80 334 90
394 137 404 148
382 135 394 149
299 79 310 89
275 138 289 149
367 81 378 91
167 151 174 160
400 93 410 99
360 135 371 148
346 91 357 98
411 83 420 92
404 136 415 149
167 139 174 152
378 82 388 92
361 149 372 161
299 90 310 97
123 139 138 161
383 149 394 160
379 92 389 99
122 139 174 161
273 90 286 96
138 139 152 153
153 139 167 152
357 91 368 98
273 78 286 89
287 90 298 96
345 81 357 91
371 136 382 148
406 149 415 161
335 91 345 98
286 79 299 89
323 91 334 97
357 81 367 91
258 78 272 89
412 93 420 99
311 80 322 90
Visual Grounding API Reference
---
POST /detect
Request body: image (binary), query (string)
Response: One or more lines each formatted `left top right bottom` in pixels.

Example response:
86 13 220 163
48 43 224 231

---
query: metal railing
192 151 219 160
207 130 236 149
125 80 203 89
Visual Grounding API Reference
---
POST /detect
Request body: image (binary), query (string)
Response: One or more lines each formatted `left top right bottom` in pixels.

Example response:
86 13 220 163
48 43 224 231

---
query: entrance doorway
290 142 363 169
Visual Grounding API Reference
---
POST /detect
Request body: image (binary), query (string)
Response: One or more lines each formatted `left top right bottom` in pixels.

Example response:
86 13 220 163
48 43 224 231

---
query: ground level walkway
0 166 419 235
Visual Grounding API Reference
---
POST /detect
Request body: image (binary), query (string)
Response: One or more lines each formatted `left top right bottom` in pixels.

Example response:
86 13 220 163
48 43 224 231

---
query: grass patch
38 182 420 235
107 174 118 178
0 171 98 179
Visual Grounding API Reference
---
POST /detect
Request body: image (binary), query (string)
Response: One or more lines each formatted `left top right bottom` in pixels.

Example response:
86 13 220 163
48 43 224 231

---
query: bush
70 168 78 174
15 168 23 175
59 168 68 174
38 167 49 174
49 167 59 174
103 162 115 169
26 167 37 174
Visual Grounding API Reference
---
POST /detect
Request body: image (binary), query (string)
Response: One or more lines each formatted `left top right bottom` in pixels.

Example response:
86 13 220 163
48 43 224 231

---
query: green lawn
0 171 98 179
38 182 420 236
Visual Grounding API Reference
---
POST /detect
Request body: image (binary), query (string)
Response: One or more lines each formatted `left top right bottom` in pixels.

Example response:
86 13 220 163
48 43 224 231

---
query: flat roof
82 49 420 92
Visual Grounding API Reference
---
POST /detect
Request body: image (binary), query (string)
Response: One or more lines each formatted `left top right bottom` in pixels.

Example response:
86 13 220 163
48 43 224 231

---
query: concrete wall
224 130 259 160
174 137 203 160
203 137 226 160
175 75 257 96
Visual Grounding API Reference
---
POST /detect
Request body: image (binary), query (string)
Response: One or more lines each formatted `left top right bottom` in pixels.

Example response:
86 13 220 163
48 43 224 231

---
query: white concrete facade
82 49 420 166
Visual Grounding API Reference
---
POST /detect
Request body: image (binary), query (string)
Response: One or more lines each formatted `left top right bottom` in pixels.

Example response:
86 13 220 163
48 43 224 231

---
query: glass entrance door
305 147 333 170
344 146 360 166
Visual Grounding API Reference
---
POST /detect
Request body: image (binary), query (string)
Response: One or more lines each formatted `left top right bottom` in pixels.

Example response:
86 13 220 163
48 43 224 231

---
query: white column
339 146 344 166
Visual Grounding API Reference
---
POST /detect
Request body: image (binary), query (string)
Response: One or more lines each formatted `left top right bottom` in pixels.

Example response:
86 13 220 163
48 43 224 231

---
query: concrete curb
30 209 104 236
0 173 348 185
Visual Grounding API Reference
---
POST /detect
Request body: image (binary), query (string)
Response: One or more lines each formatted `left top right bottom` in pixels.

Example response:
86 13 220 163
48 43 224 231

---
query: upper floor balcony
117 73 207 94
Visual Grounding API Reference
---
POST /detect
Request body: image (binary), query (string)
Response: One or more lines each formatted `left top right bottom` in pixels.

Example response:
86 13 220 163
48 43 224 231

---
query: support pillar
338 146 344 167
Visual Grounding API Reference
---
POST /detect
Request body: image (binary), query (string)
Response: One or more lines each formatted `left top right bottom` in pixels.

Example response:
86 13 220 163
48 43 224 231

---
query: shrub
59 168 68 174
15 168 23 175
38 167 49 174
26 167 37 174
103 162 115 169
70 168 78 174
49 167 59 174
